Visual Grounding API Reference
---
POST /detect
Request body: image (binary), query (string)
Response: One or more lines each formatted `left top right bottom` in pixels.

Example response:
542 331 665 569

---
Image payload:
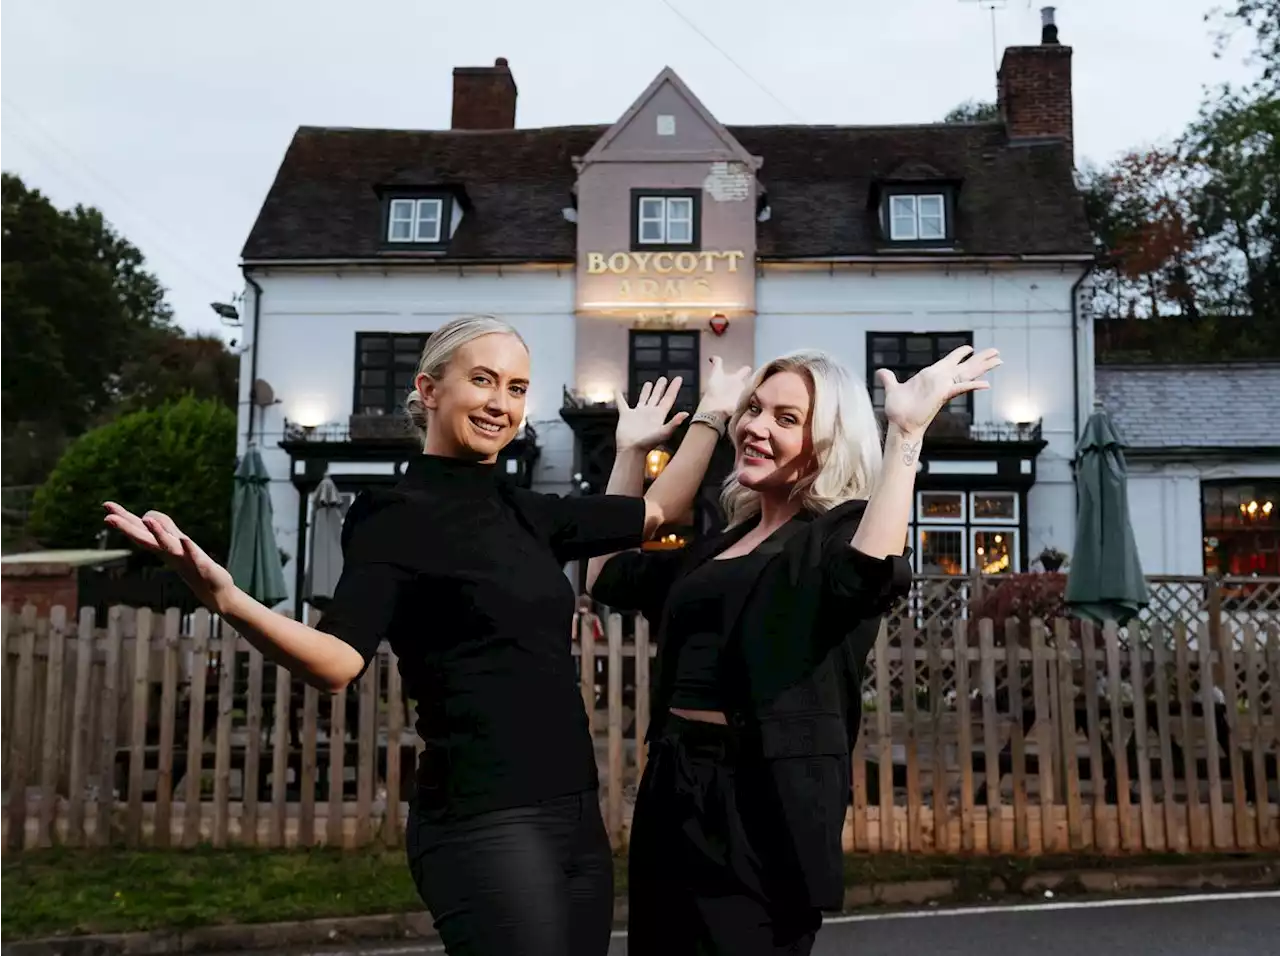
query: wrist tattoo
901 439 921 467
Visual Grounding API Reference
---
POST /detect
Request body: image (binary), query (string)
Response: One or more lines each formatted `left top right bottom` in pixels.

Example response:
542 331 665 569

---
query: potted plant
1035 546 1068 572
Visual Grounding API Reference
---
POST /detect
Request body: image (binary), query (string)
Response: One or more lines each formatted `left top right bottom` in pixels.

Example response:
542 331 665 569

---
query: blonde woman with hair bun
589 344 1001 955
105 313 752 956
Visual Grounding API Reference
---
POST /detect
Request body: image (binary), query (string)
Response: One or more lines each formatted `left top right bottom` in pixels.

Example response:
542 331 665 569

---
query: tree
944 100 1000 123
27 397 236 561
1079 150 1208 318
114 332 240 414
2 174 175 436
1186 88 1280 321
1210 1 1280 92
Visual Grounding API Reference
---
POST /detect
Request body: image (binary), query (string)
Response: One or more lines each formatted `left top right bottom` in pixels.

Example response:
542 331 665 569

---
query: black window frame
380 191 453 250
353 331 432 416
630 189 702 252
1200 478 1280 577
866 331 974 416
628 330 700 412
879 185 957 248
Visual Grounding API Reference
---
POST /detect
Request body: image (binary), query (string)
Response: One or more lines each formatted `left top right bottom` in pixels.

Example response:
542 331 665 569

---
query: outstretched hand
614 376 688 452
878 345 1002 435
103 503 236 611
697 356 753 418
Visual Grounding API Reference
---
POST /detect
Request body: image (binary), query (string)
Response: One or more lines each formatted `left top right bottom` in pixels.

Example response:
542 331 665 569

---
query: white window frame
387 198 444 244
915 490 967 525
636 195 695 246
916 526 968 576
888 192 947 242
968 491 1020 526
970 527 1020 574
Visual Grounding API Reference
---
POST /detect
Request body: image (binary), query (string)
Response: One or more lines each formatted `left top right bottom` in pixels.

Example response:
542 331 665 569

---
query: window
629 331 699 411
881 189 953 245
867 332 974 415
1202 480 1279 576
354 332 431 415
911 490 1022 576
384 197 448 246
632 190 700 250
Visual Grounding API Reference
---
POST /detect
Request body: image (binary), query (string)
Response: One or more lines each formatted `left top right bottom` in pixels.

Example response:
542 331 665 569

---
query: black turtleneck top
316 454 646 818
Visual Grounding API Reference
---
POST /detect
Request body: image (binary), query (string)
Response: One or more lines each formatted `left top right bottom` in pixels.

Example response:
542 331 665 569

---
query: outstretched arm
104 504 365 691
586 358 752 592
851 346 1002 558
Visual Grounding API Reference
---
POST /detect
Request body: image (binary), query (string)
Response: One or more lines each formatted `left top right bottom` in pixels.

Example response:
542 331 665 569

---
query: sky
1 0 1259 338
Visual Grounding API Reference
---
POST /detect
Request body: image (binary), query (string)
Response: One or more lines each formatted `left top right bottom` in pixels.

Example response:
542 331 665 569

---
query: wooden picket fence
2 601 1277 854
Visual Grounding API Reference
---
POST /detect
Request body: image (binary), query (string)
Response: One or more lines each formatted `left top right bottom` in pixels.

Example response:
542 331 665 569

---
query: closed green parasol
226 448 289 608
1065 410 1149 626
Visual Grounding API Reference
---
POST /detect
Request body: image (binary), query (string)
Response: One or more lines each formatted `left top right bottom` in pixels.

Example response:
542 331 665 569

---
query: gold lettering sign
583 250 746 275
580 249 749 308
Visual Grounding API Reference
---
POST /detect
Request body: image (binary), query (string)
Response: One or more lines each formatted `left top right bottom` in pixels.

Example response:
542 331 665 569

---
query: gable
581 67 758 167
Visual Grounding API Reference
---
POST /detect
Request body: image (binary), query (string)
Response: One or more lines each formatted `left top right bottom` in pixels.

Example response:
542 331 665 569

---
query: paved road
226 891 1280 956
800 892 1280 956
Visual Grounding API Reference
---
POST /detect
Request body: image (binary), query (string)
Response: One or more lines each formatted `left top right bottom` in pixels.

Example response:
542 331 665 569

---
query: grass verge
3 847 1270 940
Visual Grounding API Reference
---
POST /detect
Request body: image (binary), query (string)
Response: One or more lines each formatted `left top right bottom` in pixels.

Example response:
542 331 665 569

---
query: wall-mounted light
210 301 241 325
586 386 614 405
1006 403 1039 425
291 401 328 430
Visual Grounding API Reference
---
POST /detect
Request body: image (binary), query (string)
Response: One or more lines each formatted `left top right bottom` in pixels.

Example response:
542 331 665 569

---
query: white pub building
236 16 1099 614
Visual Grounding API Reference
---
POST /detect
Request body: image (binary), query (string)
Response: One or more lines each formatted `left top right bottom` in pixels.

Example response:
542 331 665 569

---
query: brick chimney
997 7 1073 155
452 57 517 130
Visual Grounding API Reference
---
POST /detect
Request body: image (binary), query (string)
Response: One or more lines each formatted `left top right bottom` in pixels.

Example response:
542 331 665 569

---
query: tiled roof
241 123 1092 262
1096 363 1280 450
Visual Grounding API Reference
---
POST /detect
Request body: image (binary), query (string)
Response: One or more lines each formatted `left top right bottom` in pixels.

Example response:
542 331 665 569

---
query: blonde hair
404 314 528 439
720 350 883 527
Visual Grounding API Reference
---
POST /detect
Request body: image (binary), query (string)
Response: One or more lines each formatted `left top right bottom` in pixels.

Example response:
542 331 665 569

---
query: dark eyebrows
471 365 529 386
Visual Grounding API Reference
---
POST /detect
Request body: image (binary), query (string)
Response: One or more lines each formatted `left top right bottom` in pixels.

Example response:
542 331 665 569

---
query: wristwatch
690 409 729 438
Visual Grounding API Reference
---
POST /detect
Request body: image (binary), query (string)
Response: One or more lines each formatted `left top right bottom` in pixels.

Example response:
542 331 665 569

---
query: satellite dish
252 379 277 407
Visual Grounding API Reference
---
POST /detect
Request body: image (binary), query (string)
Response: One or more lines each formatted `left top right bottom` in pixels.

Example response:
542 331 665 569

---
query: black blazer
592 499 912 910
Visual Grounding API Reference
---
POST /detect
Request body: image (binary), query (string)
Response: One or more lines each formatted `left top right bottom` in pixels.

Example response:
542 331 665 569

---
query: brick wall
452 58 517 130
1 565 78 615
998 45 1074 155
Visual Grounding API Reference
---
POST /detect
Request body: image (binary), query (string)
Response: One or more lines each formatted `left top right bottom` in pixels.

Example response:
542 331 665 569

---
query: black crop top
664 554 765 710
315 454 647 818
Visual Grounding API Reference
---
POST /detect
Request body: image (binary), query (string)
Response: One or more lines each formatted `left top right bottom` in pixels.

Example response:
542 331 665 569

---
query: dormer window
880 186 955 246
388 198 443 243
379 190 457 250
632 189 700 251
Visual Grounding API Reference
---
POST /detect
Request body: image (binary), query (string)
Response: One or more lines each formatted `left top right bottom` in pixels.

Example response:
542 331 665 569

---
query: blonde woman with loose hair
589 344 1001 955
105 313 752 956
719 350 884 529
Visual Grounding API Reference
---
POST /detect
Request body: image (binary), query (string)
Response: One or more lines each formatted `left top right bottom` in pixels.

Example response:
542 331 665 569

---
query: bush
968 572 1082 646
27 397 236 561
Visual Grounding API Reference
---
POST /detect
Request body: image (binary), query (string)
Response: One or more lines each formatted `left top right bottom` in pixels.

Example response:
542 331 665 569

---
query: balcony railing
879 411 1044 443
562 387 617 411
283 415 415 444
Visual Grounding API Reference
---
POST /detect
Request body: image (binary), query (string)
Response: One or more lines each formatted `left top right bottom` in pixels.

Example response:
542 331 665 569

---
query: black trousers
628 716 823 956
405 789 614 956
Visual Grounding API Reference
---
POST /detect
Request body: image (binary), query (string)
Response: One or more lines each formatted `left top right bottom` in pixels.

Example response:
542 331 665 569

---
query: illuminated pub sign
582 249 749 307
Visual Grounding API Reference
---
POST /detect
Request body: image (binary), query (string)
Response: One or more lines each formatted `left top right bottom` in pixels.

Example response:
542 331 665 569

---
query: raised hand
697 356 753 418
103 503 236 612
614 376 688 452
878 345 1002 435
